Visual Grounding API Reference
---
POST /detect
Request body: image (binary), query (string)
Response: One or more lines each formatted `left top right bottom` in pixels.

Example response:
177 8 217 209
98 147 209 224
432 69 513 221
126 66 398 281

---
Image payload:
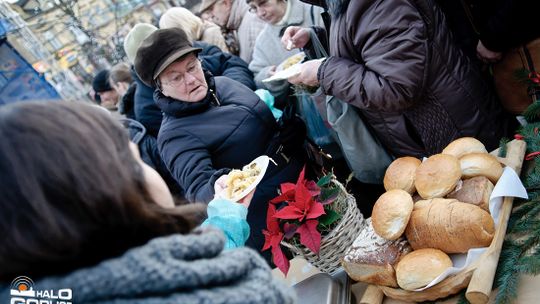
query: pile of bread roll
342 137 503 291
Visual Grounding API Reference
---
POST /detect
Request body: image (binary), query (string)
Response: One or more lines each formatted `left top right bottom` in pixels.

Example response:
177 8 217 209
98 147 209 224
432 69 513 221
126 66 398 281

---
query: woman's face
129 142 175 209
249 0 287 25
158 53 208 102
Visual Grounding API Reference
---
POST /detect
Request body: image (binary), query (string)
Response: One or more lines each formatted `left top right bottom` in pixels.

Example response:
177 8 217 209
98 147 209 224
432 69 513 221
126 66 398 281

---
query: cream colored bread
460 153 504 184
413 198 458 210
395 248 453 291
405 199 495 253
415 154 461 199
447 176 494 211
372 189 414 240
383 157 422 194
442 137 488 158
342 220 412 287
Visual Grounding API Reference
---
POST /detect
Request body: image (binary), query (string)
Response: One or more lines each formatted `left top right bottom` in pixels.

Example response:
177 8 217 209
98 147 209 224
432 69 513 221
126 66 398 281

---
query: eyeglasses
159 59 202 88
248 0 271 13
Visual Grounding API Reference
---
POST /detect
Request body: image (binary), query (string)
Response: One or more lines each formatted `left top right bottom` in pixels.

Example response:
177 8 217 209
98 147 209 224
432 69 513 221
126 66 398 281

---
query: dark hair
109 63 133 85
0 101 205 280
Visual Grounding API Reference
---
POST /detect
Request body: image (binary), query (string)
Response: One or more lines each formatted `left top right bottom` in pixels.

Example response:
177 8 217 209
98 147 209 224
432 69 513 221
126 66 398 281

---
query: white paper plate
225 155 271 202
262 64 302 83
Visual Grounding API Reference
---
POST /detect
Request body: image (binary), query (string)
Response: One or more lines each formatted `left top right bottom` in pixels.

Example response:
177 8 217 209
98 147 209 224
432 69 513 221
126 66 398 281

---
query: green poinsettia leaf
316 173 333 187
318 209 341 226
319 186 340 205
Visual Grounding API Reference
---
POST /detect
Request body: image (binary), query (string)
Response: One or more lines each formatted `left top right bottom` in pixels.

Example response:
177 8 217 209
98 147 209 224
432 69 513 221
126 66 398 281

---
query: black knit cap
92 69 112 93
134 28 202 87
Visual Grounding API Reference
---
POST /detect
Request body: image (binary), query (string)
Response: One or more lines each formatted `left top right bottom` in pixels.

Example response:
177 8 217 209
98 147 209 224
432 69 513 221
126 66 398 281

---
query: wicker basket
281 179 366 274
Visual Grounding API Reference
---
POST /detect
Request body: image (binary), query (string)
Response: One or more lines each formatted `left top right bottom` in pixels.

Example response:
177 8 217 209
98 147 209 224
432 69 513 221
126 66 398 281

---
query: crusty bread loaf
460 153 503 184
342 219 412 287
442 137 488 159
372 190 414 240
447 176 494 211
415 154 461 199
405 199 495 253
395 248 453 291
383 157 422 194
413 198 458 210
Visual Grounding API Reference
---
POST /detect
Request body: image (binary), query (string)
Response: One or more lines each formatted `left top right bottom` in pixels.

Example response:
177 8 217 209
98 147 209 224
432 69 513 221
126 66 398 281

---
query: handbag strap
308 28 329 59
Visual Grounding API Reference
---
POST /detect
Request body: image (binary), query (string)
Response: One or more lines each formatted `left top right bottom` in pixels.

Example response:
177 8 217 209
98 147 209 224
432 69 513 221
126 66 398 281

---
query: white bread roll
460 153 504 183
396 248 452 291
372 189 414 240
342 219 412 287
415 154 461 199
383 157 422 194
447 176 494 211
442 137 488 158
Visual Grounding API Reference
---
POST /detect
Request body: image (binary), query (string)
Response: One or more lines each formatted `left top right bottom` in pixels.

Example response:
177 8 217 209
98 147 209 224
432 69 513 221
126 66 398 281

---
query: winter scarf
1 228 296 303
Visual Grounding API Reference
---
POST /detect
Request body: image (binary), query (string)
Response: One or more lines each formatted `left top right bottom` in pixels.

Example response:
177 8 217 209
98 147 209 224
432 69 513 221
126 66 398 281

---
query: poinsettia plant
262 167 343 275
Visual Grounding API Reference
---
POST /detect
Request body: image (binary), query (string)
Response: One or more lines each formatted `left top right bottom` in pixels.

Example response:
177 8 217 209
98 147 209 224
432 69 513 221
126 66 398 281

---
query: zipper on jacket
209 89 221 106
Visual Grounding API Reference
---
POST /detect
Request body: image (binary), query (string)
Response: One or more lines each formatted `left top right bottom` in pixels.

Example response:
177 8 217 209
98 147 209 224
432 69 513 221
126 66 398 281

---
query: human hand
476 40 502 63
268 65 277 76
287 59 321 87
281 26 311 50
213 174 255 208
214 174 229 198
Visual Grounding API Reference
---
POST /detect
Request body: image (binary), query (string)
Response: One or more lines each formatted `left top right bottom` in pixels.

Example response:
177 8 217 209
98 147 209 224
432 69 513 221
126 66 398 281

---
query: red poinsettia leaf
296 166 307 185
266 204 280 232
292 180 312 211
305 180 321 196
283 223 298 239
269 189 295 204
272 242 290 275
274 205 304 220
280 183 296 194
297 220 321 254
306 201 326 220
262 230 274 251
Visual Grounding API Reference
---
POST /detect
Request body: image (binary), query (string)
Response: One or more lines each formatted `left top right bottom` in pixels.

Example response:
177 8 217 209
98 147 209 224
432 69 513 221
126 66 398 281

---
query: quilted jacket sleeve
318 1 428 112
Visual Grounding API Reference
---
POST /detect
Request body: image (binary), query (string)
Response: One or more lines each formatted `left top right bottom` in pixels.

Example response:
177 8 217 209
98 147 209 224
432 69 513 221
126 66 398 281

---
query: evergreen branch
523 102 540 123
494 266 520 304
457 290 470 304
517 254 540 275
498 138 510 158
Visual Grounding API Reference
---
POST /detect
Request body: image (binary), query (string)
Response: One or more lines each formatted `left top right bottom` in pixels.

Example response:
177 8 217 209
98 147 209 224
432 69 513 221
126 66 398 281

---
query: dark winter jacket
117 82 136 119
317 0 514 157
120 118 183 197
156 74 303 254
132 67 162 137
435 0 540 56
131 42 255 137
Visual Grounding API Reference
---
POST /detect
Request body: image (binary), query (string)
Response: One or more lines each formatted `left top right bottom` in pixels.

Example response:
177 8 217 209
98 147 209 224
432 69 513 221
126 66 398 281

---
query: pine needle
523 101 540 122
498 138 510 158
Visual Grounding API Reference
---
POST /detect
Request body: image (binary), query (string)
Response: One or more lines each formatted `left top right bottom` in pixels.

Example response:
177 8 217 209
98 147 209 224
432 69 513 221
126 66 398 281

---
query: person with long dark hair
0 101 294 303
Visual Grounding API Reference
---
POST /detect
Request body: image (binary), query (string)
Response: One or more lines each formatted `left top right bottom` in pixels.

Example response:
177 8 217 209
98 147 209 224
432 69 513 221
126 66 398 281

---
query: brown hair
109 63 133 85
0 101 205 280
